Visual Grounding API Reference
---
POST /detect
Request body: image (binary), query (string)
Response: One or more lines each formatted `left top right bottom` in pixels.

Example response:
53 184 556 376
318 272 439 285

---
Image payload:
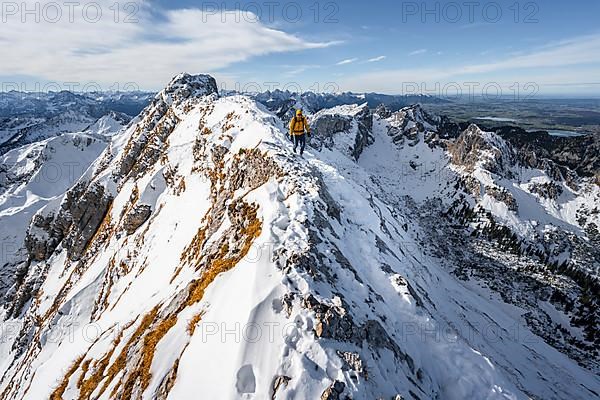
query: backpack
293 116 305 132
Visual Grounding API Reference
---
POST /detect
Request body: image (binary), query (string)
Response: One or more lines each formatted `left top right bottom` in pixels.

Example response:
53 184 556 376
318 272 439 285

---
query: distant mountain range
0 91 153 154
0 90 154 118
248 89 449 120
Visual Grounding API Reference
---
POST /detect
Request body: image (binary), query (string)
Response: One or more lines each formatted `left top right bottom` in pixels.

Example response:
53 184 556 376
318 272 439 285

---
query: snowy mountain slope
310 103 373 161
0 74 598 400
312 106 600 399
0 111 96 154
366 105 599 356
84 112 132 137
0 91 148 153
0 118 128 306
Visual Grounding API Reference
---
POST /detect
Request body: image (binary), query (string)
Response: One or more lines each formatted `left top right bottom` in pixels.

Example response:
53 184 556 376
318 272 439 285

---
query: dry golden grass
175 177 186 196
185 202 262 308
52 149 266 399
115 314 178 398
161 357 180 396
187 310 206 335
91 256 117 319
50 355 84 400
77 359 91 389
77 312 150 399
180 225 208 266
222 111 238 132
74 306 179 399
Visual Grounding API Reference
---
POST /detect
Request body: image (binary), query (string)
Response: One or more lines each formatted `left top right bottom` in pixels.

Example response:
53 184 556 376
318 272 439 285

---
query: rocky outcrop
123 204 152 234
385 104 443 147
117 74 218 181
23 182 112 262
495 126 600 179
20 76 217 265
320 381 345 400
529 181 564 199
311 104 373 160
449 124 517 177
374 103 392 119
336 351 367 380
24 213 59 262
62 183 113 260
301 294 414 371
485 186 518 212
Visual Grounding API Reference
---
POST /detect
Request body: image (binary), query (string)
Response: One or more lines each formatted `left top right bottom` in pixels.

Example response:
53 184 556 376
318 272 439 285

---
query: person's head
296 109 303 117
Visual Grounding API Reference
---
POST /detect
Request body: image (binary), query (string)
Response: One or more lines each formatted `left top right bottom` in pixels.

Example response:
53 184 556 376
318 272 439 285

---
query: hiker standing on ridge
289 109 311 156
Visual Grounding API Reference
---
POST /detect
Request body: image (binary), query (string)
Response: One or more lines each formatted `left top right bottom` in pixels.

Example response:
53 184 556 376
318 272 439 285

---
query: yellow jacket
289 115 311 136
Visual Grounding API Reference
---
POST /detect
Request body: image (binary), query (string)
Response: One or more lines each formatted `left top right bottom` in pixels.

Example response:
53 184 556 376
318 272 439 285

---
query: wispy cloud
338 34 600 94
336 58 358 65
408 49 427 56
283 65 321 76
0 1 340 89
459 34 600 74
367 56 386 63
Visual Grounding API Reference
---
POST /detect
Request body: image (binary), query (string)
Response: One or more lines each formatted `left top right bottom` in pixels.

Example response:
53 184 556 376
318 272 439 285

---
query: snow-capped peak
160 73 219 105
450 124 516 176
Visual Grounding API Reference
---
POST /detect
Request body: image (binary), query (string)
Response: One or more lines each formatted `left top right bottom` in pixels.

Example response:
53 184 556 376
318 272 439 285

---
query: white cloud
283 65 321 76
0 1 338 89
459 34 600 74
367 56 386 63
339 34 600 94
408 49 427 56
336 58 359 65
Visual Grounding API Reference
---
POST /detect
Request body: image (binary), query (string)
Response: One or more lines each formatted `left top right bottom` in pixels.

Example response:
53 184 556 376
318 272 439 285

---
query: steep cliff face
0 74 598 400
494 126 600 179
310 103 373 160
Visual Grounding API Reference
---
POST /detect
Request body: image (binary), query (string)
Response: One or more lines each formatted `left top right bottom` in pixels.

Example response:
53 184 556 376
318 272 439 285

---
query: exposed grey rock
529 181 564 199
62 183 113 261
386 104 441 147
449 124 516 177
117 74 218 181
303 294 362 344
271 375 291 399
22 180 113 265
336 351 367 379
495 126 599 179
302 294 414 371
230 148 282 191
485 186 519 212
123 204 152 234
374 104 393 119
320 380 345 400
311 104 373 160
24 213 58 262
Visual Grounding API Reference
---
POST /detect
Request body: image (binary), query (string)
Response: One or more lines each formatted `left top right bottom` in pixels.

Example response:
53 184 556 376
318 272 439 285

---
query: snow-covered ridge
0 73 598 400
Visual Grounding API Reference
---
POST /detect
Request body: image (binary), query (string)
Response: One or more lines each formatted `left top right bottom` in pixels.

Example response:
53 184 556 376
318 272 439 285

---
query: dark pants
292 133 306 155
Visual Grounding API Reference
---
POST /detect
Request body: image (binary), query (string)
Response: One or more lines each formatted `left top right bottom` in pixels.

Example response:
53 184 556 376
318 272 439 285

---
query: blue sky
2 0 600 95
